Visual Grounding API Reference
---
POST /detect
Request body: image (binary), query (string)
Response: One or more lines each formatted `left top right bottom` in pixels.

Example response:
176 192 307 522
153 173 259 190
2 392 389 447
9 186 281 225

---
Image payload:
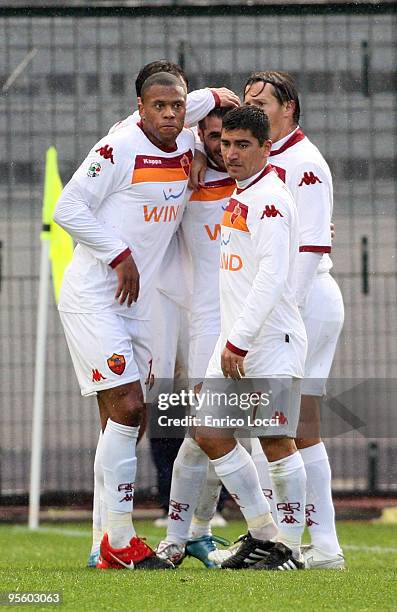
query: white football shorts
59 311 152 397
301 273 344 396
188 333 219 381
195 375 302 438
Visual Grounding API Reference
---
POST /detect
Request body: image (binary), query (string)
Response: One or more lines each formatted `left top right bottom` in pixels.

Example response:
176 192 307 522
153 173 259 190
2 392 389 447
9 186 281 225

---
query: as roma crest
107 353 126 375
180 154 191 177
230 202 241 225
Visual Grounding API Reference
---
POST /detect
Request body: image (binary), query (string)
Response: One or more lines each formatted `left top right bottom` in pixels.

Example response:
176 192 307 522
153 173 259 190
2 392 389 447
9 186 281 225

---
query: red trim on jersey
203 176 236 189
225 198 248 219
235 164 276 194
110 247 131 269
272 164 286 183
299 245 331 253
211 89 221 108
270 128 305 156
226 341 248 357
136 121 178 152
134 150 193 170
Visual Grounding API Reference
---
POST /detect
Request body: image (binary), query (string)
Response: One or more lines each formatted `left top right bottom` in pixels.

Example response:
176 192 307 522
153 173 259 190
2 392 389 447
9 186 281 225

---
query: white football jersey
269 128 333 274
55 122 194 320
219 164 307 377
182 165 235 338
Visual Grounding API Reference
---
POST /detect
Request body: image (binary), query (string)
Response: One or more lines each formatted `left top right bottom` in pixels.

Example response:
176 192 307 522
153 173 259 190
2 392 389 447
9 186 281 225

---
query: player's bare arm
188 149 207 191
114 254 140 306
221 346 245 380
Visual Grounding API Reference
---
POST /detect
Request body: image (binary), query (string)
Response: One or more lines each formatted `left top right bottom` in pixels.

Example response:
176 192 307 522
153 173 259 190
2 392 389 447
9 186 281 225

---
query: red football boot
97 533 174 570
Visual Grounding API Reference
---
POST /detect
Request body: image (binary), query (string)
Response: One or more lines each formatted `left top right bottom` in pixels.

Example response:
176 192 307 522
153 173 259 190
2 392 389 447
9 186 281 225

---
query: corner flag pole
29 147 65 529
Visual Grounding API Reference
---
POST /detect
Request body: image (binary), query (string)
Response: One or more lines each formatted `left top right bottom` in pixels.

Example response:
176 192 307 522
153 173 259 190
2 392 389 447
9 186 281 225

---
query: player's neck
272 124 299 149
236 163 268 189
207 155 226 173
137 121 178 152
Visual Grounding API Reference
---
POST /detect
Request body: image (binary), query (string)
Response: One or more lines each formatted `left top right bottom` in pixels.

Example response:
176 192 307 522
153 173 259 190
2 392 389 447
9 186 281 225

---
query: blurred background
0 0 396 517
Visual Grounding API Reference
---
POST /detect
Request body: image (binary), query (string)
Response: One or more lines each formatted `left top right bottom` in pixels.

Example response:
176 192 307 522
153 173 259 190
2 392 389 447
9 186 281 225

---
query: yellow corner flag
41 146 74 303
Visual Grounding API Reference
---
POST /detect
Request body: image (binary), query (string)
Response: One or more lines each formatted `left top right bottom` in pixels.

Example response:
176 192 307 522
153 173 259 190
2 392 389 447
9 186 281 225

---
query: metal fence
0 3 396 501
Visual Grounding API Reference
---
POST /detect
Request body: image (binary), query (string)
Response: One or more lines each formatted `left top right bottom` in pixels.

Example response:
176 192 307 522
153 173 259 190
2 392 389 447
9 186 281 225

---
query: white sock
91 430 104 554
251 438 278 524
101 419 138 548
166 437 209 545
211 443 277 541
268 451 306 556
300 442 341 555
189 463 221 538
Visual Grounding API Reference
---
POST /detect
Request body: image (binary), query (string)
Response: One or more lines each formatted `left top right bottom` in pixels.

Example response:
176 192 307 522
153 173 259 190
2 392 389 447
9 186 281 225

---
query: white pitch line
10 527 397 554
13 526 90 538
343 544 397 555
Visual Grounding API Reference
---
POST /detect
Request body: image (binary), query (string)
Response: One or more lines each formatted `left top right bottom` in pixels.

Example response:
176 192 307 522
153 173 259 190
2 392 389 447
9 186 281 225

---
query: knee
194 432 223 459
177 437 206 464
261 437 296 462
101 383 145 427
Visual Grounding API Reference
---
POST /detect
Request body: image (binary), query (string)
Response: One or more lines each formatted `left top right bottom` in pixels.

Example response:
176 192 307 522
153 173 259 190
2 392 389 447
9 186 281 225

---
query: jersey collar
235 163 276 194
270 127 305 157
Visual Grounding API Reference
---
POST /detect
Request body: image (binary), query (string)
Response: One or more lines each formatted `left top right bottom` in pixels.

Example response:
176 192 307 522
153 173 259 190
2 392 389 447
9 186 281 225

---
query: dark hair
222 105 270 145
244 70 300 124
135 60 188 98
140 72 186 100
198 106 234 131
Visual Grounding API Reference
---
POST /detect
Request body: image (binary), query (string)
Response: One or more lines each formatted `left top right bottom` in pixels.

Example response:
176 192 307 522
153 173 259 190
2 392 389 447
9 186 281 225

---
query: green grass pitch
0 521 396 611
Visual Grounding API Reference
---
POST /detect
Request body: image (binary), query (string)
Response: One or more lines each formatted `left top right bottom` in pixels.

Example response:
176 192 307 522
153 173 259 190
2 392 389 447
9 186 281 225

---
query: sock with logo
91 430 105 555
166 437 209 545
300 442 341 555
101 419 138 549
251 437 278 523
267 451 306 557
189 463 222 539
211 443 277 541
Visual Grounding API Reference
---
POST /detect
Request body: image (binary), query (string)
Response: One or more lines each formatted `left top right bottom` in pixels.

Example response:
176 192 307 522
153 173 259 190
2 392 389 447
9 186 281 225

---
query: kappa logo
118 482 135 503
95 144 115 164
273 411 288 425
107 353 126 375
143 158 162 165
298 171 322 186
92 368 106 383
305 503 319 527
277 501 301 525
261 205 283 219
169 499 190 522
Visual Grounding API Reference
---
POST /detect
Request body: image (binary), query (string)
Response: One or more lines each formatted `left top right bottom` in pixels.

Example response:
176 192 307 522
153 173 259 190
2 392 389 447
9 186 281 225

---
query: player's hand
211 87 241 109
221 347 245 380
114 254 140 307
188 150 207 191
331 221 335 241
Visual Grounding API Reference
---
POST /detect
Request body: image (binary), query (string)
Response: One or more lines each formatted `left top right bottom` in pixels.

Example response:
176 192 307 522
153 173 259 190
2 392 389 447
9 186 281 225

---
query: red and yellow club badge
180 154 191 177
107 353 126 375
